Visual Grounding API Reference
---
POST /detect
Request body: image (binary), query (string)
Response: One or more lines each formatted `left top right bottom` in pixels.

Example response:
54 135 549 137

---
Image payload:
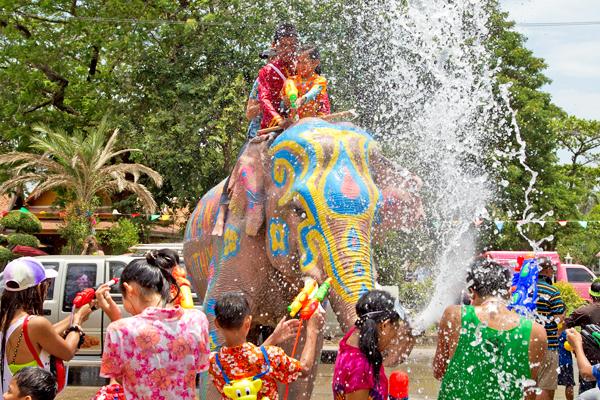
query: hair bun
145 250 158 265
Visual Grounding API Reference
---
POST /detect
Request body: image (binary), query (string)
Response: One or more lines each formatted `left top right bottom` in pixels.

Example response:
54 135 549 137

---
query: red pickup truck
482 251 597 300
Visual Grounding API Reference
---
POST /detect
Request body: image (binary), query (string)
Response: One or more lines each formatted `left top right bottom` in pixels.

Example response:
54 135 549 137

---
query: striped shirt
535 279 566 350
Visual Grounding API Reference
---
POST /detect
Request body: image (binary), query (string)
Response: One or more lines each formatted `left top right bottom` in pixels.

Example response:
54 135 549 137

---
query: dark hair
215 292 251 330
1 282 48 391
467 259 511 298
13 367 57 400
273 23 298 44
591 280 600 301
119 251 180 304
355 290 400 380
150 249 180 270
300 45 321 74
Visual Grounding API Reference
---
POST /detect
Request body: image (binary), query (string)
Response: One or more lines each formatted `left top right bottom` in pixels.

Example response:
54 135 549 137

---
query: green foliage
6 233 40 248
554 281 587 316
0 246 15 264
397 278 434 312
99 218 139 255
0 211 42 234
58 212 92 255
0 235 7 245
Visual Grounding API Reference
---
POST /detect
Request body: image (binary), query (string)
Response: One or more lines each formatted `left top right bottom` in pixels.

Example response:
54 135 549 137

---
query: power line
2 12 600 28
516 21 600 27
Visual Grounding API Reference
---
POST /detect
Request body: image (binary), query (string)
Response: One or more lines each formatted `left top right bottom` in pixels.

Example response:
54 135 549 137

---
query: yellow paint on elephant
269 220 288 255
270 126 380 303
223 225 241 259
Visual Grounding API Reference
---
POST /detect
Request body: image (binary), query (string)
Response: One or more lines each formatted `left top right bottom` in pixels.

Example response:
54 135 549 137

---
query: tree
0 121 162 213
553 116 600 181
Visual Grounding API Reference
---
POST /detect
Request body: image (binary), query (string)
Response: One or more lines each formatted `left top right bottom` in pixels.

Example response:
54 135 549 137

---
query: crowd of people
3 253 600 399
434 258 600 400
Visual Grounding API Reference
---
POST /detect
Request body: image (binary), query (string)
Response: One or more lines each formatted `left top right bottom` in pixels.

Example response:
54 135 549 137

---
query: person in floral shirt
98 252 210 399
208 292 324 400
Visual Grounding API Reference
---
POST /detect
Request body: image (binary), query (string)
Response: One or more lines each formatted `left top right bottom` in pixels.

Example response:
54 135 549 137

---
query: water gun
508 253 538 315
73 278 119 308
389 371 409 400
171 266 194 309
288 278 332 320
283 79 299 110
565 325 600 352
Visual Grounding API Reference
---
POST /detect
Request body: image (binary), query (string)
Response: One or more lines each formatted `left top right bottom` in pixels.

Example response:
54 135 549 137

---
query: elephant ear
227 139 270 236
370 146 424 233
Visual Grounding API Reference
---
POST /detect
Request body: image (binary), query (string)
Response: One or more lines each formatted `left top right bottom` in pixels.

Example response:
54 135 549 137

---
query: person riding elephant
184 118 424 400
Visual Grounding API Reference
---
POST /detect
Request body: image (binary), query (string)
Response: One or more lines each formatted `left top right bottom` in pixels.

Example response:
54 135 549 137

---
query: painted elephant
184 118 423 399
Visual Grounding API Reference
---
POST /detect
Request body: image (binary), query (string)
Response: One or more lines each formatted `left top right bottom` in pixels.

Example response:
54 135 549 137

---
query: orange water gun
171 266 194 309
288 278 332 320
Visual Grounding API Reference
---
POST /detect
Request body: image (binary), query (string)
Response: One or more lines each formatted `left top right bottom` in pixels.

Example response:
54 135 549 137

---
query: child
3 367 57 400
333 290 413 400
558 331 575 400
257 23 299 129
208 292 324 400
283 45 331 119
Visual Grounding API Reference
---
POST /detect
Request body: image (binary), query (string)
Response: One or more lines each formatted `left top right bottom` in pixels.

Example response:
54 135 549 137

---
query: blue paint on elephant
268 217 289 256
347 228 361 251
205 298 217 316
325 147 371 215
354 261 365 276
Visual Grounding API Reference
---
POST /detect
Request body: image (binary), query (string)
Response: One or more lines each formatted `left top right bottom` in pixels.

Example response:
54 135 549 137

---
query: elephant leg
276 323 325 400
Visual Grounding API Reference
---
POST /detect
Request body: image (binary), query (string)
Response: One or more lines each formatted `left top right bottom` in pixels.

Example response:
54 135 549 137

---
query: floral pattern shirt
100 307 210 399
208 342 303 400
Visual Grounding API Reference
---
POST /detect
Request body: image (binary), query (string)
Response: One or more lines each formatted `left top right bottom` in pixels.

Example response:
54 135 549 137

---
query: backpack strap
214 351 231 385
253 346 270 380
22 316 44 368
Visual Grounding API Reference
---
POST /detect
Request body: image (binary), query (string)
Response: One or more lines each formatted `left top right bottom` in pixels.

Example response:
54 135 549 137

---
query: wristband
64 325 86 349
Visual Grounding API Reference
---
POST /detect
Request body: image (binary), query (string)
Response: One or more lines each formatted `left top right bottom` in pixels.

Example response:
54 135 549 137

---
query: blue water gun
508 254 539 315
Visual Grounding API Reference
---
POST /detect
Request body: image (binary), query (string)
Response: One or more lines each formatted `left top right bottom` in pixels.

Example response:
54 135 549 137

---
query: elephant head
226 119 423 331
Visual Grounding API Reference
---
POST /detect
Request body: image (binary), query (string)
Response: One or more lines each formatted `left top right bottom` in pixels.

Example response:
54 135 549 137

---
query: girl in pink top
97 252 210 399
333 290 413 400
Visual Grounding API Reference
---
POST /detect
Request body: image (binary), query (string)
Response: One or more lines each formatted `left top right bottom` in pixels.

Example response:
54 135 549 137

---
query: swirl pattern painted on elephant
270 121 382 303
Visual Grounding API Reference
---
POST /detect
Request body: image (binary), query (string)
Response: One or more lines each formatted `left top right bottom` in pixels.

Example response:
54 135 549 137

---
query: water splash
498 84 554 251
334 0 522 330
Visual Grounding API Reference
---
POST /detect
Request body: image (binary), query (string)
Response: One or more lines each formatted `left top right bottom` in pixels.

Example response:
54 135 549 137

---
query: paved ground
57 346 575 399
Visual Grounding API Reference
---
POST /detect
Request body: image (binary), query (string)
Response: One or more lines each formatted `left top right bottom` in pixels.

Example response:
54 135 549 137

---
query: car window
40 262 59 300
63 263 97 312
566 267 594 283
108 261 127 304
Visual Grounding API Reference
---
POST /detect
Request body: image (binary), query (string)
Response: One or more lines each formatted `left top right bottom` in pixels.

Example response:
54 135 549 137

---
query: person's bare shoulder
440 305 462 329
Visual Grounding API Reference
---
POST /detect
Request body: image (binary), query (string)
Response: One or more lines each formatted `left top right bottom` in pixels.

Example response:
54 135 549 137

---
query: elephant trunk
320 222 376 333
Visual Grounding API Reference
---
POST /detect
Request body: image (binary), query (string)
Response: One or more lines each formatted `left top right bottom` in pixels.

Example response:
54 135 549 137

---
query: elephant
184 118 424 400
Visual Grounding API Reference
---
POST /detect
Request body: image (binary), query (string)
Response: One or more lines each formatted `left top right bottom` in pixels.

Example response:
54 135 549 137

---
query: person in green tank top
433 259 548 400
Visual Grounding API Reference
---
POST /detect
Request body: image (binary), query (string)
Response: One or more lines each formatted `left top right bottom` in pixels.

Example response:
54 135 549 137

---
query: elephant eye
245 388 251 395
236 389 242 397
291 204 306 219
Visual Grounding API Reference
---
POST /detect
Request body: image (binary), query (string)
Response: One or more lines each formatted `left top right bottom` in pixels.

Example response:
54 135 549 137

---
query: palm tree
0 121 163 213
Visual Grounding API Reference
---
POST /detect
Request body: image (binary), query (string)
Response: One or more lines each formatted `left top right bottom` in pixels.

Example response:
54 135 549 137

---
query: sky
500 0 600 121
